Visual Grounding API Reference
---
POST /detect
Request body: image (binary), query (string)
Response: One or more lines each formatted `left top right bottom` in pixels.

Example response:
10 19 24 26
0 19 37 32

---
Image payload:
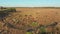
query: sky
0 0 60 7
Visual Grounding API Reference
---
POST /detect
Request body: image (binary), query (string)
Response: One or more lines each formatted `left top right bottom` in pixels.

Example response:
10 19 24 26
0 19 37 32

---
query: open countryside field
0 7 60 34
16 7 60 24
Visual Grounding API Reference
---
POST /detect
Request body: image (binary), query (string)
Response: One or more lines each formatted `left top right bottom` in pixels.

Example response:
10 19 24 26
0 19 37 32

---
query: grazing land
0 7 60 34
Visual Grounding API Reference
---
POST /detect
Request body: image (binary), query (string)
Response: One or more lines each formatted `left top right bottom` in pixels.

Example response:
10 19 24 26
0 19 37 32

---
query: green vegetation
31 21 38 27
26 32 33 34
39 26 46 32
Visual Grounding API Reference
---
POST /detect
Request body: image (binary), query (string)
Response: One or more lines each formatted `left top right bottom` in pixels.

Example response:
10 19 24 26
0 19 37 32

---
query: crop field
0 7 60 34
